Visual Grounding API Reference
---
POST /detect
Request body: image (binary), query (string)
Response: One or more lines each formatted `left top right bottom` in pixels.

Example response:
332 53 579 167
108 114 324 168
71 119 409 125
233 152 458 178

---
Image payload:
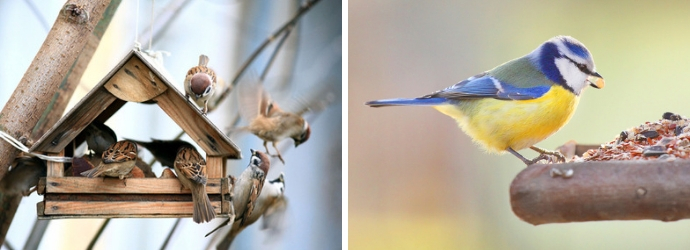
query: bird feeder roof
30 49 240 159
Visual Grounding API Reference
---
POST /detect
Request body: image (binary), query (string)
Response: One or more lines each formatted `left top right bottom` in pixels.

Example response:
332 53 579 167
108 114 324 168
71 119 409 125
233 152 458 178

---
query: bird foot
529 146 567 163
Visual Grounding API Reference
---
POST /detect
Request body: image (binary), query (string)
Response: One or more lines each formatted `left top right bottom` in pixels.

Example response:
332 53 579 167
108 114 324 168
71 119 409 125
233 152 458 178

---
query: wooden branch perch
0 0 113 245
510 160 690 225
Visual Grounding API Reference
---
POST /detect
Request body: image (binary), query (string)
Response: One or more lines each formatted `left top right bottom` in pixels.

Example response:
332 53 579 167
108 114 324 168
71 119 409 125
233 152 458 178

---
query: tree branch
0 0 115 245
510 160 690 225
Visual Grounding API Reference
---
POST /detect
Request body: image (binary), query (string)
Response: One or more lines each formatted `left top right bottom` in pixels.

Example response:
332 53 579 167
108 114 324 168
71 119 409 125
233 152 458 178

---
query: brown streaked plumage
174 146 215 223
205 149 270 237
236 77 311 164
127 138 194 168
81 140 138 183
184 54 217 114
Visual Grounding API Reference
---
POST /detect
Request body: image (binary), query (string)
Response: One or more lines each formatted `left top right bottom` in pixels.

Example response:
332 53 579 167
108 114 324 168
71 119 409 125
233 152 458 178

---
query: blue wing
365 73 551 107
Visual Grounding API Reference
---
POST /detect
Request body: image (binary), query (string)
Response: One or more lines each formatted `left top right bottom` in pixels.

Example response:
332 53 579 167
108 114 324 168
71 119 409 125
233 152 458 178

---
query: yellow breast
433 85 579 152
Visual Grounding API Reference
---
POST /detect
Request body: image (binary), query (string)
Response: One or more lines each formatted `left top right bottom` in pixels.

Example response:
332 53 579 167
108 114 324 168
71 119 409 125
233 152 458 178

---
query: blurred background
0 0 341 249
350 0 690 249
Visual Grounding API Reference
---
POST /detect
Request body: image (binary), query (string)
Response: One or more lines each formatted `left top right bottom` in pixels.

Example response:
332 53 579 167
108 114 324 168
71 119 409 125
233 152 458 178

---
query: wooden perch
510 159 690 225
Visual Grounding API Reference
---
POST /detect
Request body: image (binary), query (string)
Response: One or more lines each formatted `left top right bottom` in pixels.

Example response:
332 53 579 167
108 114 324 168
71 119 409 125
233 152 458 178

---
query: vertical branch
0 0 114 245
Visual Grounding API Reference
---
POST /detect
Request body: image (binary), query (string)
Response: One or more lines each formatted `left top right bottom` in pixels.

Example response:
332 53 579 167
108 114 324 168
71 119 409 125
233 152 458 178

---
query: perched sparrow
0 157 47 196
134 157 156 178
184 54 217 114
206 173 287 249
174 146 215 223
236 77 311 164
80 140 138 184
159 168 177 178
127 138 194 168
82 121 117 156
205 149 270 237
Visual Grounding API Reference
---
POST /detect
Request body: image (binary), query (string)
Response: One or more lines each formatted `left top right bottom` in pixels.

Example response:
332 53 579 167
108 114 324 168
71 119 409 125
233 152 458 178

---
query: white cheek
554 58 588 94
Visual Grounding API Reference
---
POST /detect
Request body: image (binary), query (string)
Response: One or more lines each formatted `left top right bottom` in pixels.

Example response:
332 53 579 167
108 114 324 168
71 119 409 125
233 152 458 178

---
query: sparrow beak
587 72 605 89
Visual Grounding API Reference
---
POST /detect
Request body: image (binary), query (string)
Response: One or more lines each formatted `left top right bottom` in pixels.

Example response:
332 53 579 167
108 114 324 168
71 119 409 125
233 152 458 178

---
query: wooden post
0 0 114 245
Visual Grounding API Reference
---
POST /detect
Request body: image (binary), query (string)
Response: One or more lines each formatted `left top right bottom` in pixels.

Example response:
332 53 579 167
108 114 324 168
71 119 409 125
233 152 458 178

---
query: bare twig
510 160 690 225
160 218 181 250
137 0 193 49
86 219 110 250
23 0 50 32
23 219 50 250
212 0 322 109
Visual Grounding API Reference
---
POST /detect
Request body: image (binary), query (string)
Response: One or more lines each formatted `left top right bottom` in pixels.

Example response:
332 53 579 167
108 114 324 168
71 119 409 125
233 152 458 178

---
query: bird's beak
587 72 605 89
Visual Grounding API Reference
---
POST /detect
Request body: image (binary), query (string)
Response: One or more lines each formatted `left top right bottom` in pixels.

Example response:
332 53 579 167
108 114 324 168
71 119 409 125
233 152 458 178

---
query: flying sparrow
184 54 217 114
0 157 47 196
235 77 311 164
80 140 138 184
174 146 215 223
205 149 270 237
81 120 117 156
127 138 195 168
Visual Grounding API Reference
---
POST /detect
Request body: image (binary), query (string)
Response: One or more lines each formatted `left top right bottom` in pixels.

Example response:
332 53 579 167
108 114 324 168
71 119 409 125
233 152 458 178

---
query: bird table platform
510 113 690 225
30 49 241 219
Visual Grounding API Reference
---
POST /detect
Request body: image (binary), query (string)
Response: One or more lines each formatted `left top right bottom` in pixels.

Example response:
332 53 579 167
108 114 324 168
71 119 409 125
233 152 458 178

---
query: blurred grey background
0 0 341 249
350 0 690 249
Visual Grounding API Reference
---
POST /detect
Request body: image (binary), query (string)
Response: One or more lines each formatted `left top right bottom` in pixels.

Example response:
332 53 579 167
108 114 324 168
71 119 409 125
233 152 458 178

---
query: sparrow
184 54 217 114
81 120 117 156
126 138 194 168
135 157 156 178
205 149 270 237
159 167 177 178
0 157 47 196
80 140 138 184
208 174 287 249
236 77 311 164
366 36 604 165
174 146 215 223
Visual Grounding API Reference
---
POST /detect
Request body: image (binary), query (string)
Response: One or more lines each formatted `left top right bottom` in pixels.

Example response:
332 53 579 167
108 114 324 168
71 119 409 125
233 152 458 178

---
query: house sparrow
135 157 156 178
127 138 194 168
0 157 47 196
159 168 177 178
236 77 311 164
174 146 215 223
205 149 270 237
81 120 117 156
80 140 138 184
184 54 216 114
207 173 286 250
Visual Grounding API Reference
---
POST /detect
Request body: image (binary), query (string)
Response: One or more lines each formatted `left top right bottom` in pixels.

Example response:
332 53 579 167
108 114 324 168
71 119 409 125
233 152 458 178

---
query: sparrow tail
192 184 216 223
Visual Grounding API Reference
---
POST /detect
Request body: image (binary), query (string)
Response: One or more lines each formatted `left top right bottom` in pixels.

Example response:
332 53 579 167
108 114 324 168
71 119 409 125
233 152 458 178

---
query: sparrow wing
239 177 262 227
175 147 208 185
237 72 271 121
102 141 138 164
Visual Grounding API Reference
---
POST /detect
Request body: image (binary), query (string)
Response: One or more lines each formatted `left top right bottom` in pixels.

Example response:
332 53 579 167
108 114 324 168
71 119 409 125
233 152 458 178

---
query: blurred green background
349 0 690 249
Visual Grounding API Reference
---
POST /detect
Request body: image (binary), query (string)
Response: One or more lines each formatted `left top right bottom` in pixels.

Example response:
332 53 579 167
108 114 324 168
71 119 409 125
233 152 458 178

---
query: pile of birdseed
582 112 690 161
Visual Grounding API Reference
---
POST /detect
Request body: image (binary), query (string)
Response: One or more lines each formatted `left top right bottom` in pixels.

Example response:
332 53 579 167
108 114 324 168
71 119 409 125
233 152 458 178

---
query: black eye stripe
563 56 592 75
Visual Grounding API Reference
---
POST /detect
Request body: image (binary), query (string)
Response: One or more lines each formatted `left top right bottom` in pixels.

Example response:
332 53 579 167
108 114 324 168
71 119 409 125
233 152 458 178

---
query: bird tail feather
365 98 447 107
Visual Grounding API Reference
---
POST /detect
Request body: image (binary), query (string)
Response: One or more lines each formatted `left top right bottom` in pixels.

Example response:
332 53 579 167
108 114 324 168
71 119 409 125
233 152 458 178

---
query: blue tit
365 36 605 165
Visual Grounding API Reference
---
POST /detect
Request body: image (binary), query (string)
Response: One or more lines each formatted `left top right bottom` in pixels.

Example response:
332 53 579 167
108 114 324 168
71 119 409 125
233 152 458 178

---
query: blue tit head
529 36 604 95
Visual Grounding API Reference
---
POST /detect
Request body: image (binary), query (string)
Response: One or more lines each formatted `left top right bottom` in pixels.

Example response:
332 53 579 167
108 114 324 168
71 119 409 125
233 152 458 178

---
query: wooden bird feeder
31 49 241 219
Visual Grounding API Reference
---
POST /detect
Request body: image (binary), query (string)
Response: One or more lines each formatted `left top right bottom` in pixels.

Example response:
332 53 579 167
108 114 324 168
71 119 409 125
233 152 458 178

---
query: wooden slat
206 156 225 178
46 152 64 177
221 177 230 214
42 201 222 215
44 177 225 194
104 56 168 102
154 89 240 158
44 194 222 202
38 214 232 220
30 87 118 153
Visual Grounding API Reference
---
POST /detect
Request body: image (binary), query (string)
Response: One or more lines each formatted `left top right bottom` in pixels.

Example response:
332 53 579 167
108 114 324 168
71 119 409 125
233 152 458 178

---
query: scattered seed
642 145 666 157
